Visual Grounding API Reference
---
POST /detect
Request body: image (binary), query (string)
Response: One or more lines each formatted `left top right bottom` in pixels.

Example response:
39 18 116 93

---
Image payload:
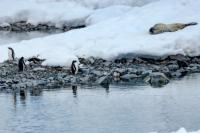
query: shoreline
1 54 200 90
0 21 86 32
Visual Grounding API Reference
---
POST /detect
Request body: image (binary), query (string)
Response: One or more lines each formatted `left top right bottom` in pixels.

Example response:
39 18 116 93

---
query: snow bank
0 0 157 26
151 128 200 133
172 128 200 133
0 0 92 27
85 5 132 25
28 0 158 8
0 0 200 66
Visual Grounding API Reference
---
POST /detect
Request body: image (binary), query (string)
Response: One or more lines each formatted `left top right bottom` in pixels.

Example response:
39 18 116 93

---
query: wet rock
177 60 188 68
121 74 138 80
33 67 45 71
167 54 189 61
91 70 103 77
167 64 179 71
115 68 128 76
113 71 120 77
171 71 182 78
144 72 169 87
96 75 111 85
128 68 138 74
159 66 171 77
141 70 152 78
132 57 147 64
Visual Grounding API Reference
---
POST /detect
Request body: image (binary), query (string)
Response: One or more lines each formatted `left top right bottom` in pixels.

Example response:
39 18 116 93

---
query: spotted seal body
149 22 198 34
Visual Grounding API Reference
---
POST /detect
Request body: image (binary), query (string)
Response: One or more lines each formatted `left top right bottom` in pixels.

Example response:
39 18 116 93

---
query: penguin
18 57 26 71
71 60 78 75
8 47 15 61
149 22 198 35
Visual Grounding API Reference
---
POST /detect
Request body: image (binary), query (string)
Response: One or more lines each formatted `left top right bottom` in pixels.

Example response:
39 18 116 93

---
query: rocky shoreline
0 21 85 32
1 54 200 90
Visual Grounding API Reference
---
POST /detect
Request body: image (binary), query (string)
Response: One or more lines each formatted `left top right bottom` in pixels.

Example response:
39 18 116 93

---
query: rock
144 72 169 87
113 71 120 77
159 66 170 77
141 70 152 78
96 75 111 85
33 67 45 71
121 74 138 80
115 68 128 76
167 64 179 71
171 71 182 78
91 70 103 76
128 68 138 74
177 60 188 68
103 61 112 67
167 54 189 61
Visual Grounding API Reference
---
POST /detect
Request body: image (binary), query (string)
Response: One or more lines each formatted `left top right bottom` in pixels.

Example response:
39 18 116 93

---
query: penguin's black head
72 60 77 64
8 47 12 50
20 57 24 60
149 27 155 34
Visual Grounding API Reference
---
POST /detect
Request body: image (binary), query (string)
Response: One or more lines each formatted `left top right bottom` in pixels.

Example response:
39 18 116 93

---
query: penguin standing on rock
8 47 15 61
18 57 26 71
71 60 78 75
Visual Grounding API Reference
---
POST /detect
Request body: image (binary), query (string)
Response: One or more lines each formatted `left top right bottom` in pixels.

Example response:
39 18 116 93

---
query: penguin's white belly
8 50 12 60
75 63 79 74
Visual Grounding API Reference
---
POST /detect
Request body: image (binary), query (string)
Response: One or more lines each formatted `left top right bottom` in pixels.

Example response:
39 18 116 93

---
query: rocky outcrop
0 21 86 32
1 54 200 90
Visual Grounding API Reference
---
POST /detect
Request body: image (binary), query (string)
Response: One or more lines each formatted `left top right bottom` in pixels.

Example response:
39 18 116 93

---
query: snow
0 0 200 67
172 128 200 133
151 128 200 133
85 5 132 25
0 0 92 27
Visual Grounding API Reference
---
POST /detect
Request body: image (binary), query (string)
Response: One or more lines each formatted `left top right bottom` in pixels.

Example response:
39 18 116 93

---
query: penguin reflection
72 86 77 97
12 91 17 107
30 88 42 96
20 89 27 104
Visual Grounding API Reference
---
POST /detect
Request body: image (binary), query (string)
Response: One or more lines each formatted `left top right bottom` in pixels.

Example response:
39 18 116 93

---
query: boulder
96 75 111 85
144 72 169 87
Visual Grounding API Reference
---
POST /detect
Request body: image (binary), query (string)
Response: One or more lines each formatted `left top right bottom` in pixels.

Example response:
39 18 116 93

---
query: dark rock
167 64 179 71
132 57 146 64
167 54 189 61
121 74 138 80
177 60 188 68
114 68 128 76
96 75 111 85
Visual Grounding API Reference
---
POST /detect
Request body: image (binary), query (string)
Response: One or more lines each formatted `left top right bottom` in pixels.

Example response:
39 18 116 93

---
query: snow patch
0 0 199 67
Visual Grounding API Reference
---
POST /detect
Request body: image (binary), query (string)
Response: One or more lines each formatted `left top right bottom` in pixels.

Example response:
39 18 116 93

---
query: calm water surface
0 74 200 133
0 31 59 45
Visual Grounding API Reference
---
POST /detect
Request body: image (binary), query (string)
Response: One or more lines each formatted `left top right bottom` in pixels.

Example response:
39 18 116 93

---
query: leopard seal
149 22 198 35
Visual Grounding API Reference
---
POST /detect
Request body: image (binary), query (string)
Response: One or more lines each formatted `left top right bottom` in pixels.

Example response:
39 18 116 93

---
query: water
0 31 59 45
0 74 200 133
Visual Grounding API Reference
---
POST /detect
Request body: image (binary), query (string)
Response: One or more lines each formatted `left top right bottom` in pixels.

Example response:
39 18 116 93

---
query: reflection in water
30 88 42 96
0 31 59 45
19 89 27 105
12 91 17 107
72 86 77 97
100 84 110 94
1 74 200 133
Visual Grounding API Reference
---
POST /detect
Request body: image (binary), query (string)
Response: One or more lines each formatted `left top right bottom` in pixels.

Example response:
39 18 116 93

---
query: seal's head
149 27 155 34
